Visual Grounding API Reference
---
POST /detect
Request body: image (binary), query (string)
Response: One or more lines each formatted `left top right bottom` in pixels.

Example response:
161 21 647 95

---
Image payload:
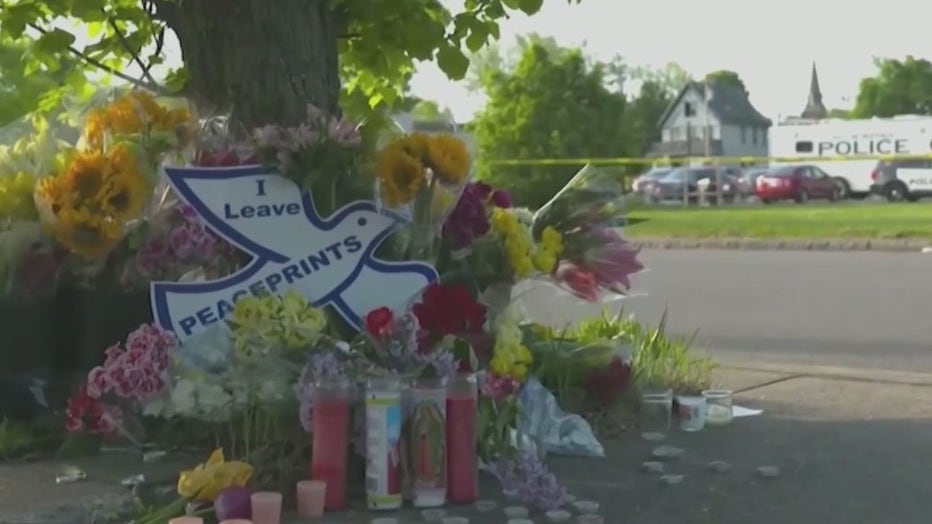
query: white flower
197 383 233 422
170 379 198 417
141 391 171 418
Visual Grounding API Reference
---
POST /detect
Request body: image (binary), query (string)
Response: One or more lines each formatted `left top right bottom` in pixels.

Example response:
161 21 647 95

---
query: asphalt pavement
519 249 932 373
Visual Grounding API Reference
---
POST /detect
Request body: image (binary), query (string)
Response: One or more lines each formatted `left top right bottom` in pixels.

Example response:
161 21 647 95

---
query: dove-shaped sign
150 165 438 342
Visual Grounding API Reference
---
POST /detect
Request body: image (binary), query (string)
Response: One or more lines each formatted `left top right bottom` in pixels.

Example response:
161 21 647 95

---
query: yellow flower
399 132 431 160
426 133 471 184
177 448 253 501
83 91 192 150
377 141 425 206
540 226 563 257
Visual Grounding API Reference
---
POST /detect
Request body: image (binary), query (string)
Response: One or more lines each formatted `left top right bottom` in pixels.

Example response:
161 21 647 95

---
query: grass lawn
624 203 932 239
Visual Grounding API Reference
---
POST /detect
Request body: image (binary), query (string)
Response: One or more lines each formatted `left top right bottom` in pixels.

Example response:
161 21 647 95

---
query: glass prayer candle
406 376 447 507
168 518 203 524
702 389 734 426
296 480 326 517
311 378 352 511
249 492 282 524
365 375 404 510
446 373 479 503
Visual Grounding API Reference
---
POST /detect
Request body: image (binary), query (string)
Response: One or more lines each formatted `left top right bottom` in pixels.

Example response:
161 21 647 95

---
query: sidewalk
2 365 931 523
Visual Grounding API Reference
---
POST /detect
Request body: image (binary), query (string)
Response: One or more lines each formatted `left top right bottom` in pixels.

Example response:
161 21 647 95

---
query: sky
409 0 932 122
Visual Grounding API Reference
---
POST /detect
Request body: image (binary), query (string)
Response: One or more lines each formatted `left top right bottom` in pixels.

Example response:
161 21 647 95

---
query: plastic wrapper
26 89 193 260
142 291 342 424
374 126 472 263
530 164 645 302
516 377 604 457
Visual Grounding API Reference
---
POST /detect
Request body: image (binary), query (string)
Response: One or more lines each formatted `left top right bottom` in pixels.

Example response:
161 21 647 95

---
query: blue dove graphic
150 165 438 342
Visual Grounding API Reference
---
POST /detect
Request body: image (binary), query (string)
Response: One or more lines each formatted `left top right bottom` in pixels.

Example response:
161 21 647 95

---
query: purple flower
491 450 567 511
135 204 235 280
423 349 458 379
294 351 346 432
442 182 492 249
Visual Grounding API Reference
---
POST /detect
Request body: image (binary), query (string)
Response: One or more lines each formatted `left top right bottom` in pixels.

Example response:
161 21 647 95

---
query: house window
662 128 671 141
741 126 746 143
795 141 814 153
684 102 695 117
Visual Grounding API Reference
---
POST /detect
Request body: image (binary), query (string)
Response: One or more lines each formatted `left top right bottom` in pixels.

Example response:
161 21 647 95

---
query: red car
755 165 842 203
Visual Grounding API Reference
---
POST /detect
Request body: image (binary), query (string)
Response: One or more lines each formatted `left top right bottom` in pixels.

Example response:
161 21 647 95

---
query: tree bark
168 0 341 130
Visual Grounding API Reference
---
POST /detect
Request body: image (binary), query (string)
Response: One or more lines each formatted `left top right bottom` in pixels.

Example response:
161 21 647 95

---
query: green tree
630 62 691 95
0 38 69 126
851 56 932 117
0 0 581 129
704 69 747 94
473 42 633 207
627 80 673 156
411 99 453 122
827 108 852 119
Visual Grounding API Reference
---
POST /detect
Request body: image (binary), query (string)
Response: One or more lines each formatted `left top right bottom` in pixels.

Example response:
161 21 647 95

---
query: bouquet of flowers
375 131 472 262
437 181 563 306
64 322 178 442
530 164 644 301
522 314 633 411
33 90 192 258
122 202 240 288
253 103 366 217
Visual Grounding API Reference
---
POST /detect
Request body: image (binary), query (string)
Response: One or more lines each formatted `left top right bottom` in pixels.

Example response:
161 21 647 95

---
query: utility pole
705 79 720 205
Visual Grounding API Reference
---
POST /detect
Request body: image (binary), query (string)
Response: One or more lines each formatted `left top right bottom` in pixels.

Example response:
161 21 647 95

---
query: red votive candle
446 373 479 503
311 378 352 511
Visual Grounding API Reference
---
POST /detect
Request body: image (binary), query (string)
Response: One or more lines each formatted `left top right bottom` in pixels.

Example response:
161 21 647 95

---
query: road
520 249 932 373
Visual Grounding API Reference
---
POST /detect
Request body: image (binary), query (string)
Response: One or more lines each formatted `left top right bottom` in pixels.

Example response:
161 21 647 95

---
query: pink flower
582 227 643 291
86 366 111 399
482 373 520 400
555 262 600 302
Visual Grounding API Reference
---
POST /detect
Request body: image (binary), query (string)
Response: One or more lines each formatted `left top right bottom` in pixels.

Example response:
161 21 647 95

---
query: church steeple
800 62 828 119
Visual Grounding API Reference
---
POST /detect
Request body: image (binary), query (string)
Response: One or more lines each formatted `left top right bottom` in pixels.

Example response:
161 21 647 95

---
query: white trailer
768 116 932 197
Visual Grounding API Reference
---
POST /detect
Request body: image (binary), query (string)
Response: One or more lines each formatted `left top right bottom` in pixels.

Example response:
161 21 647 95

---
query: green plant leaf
437 43 470 80
35 29 76 55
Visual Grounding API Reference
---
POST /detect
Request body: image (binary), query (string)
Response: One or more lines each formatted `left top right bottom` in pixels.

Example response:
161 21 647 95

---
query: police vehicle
769 115 932 199
869 158 932 201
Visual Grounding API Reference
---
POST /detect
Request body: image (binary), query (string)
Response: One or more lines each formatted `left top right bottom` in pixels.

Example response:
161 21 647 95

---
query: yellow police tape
488 154 932 166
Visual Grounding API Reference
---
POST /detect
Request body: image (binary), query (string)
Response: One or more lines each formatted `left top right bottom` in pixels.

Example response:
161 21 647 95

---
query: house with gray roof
648 81 772 159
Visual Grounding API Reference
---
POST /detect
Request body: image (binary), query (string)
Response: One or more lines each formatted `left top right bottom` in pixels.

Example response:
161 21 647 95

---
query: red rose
365 306 395 339
556 263 600 302
412 283 486 338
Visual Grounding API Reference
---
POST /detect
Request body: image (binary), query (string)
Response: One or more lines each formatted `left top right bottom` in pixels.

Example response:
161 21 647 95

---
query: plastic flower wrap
33 91 192 258
0 222 67 299
122 202 240 287
376 132 472 262
531 164 644 302
253 103 366 216
454 204 563 293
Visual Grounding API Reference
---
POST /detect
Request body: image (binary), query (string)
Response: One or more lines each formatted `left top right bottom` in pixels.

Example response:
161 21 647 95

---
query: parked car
650 167 741 204
869 158 932 202
755 165 841 203
632 167 673 195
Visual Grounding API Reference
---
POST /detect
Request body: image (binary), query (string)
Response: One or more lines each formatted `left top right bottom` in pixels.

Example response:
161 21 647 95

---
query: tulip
555 262 599 302
177 448 254 502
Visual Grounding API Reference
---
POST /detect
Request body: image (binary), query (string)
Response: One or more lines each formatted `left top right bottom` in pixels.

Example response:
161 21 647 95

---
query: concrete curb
719 361 932 387
631 237 931 252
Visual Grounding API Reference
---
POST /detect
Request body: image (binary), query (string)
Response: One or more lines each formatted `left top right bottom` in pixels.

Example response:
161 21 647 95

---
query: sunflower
50 206 123 257
426 133 470 184
101 144 151 219
398 132 431 160
377 143 426 206
82 91 192 149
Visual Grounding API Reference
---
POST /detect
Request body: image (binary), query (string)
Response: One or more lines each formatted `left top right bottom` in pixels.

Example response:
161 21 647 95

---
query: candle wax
312 399 350 510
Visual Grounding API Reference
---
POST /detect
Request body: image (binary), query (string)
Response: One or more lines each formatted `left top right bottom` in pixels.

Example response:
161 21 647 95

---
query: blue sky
410 0 932 121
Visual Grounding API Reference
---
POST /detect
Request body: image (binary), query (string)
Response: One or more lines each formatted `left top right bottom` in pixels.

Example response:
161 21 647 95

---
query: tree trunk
168 0 341 130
